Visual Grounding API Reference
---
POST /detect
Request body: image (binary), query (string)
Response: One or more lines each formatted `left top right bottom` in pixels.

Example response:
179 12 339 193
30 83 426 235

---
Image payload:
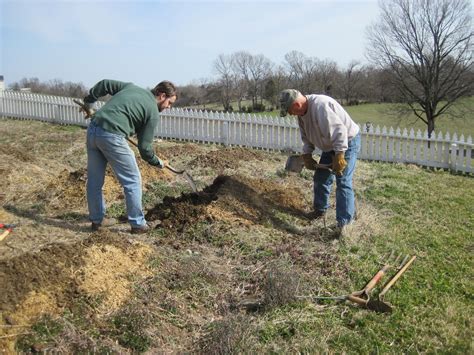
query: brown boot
91 217 118 231
306 210 326 220
130 223 150 234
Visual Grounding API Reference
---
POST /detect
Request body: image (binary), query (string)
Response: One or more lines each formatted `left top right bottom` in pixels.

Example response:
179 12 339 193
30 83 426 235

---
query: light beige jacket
298 95 360 153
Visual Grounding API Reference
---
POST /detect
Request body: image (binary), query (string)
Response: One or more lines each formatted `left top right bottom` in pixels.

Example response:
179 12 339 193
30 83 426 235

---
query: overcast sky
1 0 381 89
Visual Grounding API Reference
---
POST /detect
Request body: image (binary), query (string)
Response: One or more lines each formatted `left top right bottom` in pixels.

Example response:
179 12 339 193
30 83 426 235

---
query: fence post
221 119 229 146
450 143 458 172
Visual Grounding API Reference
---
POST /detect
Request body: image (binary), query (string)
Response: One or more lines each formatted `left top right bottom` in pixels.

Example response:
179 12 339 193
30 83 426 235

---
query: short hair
152 81 178 99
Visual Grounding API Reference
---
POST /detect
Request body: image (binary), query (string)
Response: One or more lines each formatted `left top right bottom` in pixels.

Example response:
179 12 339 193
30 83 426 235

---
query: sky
1 0 380 89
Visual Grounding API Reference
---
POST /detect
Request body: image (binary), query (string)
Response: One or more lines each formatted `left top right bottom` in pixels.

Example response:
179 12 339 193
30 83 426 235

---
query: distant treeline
8 78 88 98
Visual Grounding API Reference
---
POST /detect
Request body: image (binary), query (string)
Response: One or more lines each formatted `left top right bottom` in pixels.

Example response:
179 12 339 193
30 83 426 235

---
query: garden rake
307 252 408 312
365 255 417 313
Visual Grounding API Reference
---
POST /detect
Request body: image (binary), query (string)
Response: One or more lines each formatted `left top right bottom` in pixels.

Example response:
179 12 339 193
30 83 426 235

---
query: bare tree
367 0 473 137
315 59 338 96
284 51 319 93
213 54 235 111
247 54 273 107
339 60 364 105
264 65 288 107
232 51 252 111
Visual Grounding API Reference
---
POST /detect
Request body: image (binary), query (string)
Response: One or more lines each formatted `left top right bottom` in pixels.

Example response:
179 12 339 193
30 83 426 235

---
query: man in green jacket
82 79 177 233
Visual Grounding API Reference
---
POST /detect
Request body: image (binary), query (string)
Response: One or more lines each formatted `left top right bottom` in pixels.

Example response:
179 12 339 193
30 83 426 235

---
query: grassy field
0 118 472 353
188 97 474 138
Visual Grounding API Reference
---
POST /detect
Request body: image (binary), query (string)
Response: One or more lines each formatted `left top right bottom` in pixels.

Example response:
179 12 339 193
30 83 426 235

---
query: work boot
306 210 326 220
90 218 117 231
130 223 151 234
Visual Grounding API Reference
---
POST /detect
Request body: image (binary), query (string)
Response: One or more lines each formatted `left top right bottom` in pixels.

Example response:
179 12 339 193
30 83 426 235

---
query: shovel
365 255 416 313
313 262 391 307
285 154 333 173
73 99 197 192
126 138 197 193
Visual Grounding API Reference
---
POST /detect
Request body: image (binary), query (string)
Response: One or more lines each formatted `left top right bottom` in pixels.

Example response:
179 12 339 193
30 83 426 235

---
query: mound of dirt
0 233 152 323
189 147 267 171
0 233 153 352
0 232 153 350
157 143 205 160
146 174 307 232
42 159 174 210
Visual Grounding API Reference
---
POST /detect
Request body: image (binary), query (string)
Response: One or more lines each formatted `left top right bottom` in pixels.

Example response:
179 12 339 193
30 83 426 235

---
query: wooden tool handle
347 295 368 306
0 228 11 242
364 264 391 293
379 255 416 298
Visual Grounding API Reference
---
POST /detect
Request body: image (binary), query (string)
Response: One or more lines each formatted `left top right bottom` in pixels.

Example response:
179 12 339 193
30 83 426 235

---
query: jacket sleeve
298 117 315 154
318 102 348 152
136 115 161 166
84 79 129 103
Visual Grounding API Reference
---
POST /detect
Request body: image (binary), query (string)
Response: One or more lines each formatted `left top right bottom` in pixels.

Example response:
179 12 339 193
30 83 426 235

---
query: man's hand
81 102 96 118
73 99 96 118
150 156 165 169
302 154 318 170
333 152 347 176
156 157 165 169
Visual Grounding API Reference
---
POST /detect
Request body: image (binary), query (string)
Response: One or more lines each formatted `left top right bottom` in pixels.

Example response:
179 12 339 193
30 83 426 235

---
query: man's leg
95 129 146 228
313 151 335 214
86 124 108 225
335 134 361 226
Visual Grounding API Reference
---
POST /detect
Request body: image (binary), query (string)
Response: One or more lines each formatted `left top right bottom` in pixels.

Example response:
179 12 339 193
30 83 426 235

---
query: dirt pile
157 143 205 160
146 174 307 232
0 233 152 323
190 147 267 171
41 159 174 210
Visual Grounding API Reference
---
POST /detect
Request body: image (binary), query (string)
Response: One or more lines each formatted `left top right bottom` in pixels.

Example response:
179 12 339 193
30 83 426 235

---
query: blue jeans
86 121 146 228
313 133 361 227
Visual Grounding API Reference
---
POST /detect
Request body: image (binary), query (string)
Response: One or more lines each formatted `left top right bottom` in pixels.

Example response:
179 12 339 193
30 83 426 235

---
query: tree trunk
427 118 435 139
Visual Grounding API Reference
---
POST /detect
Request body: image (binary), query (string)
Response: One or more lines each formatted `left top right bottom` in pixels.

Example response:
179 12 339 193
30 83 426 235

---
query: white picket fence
0 90 472 173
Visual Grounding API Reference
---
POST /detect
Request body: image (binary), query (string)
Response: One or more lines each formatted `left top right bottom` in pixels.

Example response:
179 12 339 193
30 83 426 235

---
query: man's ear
157 92 166 102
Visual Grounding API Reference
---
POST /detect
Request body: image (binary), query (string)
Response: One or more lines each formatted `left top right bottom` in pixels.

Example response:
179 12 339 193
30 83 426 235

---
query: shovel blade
366 299 393 313
183 172 198 192
285 155 304 173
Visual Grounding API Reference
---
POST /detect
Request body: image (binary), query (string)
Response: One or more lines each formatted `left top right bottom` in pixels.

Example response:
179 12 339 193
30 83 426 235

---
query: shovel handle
379 255 416 299
165 165 185 174
352 264 390 297
0 228 12 242
314 164 334 172
364 264 391 293
73 99 93 118
346 294 368 306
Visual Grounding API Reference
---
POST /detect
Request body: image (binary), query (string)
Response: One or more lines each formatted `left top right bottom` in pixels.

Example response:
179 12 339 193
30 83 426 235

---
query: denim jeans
313 133 361 227
86 121 146 228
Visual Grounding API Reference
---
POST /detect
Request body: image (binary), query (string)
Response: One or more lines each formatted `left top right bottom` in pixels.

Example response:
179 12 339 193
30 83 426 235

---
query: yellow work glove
302 154 318 170
333 152 347 176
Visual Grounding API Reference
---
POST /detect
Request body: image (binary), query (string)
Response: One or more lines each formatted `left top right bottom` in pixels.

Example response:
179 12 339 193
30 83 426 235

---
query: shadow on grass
4 204 92 233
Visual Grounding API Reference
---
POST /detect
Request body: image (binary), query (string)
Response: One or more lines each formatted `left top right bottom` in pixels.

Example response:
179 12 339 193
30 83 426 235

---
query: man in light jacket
279 89 361 228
